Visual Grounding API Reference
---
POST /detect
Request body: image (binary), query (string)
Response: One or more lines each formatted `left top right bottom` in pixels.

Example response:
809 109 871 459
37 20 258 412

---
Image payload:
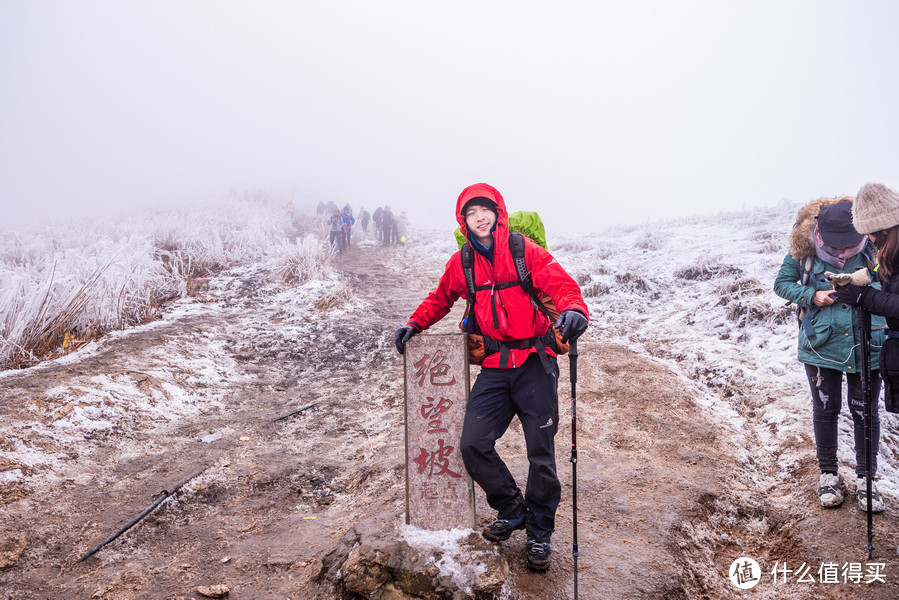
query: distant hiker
373 206 384 240
382 206 397 244
342 204 356 248
360 207 371 233
329 209 345 252
396 212 409 244
774 198 886 511
394 183 589 572
316 200 326 215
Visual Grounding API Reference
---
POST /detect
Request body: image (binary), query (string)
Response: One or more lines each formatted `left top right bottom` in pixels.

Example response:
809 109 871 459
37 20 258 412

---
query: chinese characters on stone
413 352 461 487
413 351 457 387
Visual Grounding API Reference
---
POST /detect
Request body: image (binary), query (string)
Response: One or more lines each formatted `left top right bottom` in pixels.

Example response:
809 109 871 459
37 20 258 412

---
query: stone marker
404 333 474 530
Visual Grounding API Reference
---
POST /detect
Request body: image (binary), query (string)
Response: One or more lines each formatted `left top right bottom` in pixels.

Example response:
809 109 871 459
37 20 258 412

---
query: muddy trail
2 239 899 599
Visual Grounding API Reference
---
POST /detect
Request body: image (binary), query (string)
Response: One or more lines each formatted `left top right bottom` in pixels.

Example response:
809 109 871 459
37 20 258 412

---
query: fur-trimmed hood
790 197 855 260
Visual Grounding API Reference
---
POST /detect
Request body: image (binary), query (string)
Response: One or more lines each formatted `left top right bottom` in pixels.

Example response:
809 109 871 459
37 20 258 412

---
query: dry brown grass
313 284 352 312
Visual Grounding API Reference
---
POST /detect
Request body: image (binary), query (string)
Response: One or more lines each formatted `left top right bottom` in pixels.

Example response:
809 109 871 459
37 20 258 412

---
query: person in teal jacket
774 198 886 512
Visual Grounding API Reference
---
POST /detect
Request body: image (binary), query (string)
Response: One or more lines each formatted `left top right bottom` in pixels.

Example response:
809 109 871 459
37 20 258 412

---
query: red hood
455 183 508 239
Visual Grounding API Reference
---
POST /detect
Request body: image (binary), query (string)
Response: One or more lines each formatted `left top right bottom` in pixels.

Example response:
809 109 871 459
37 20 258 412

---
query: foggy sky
2 1 898 234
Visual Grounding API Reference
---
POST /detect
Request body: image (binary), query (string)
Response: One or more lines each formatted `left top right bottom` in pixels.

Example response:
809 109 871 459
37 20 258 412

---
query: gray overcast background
2 1 898 234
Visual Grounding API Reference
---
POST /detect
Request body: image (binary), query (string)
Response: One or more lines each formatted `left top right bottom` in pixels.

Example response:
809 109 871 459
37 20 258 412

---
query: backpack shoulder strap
509 231 558 323
799 255 814 287
460 242 478 301
509 232 530 289
796 256 815 321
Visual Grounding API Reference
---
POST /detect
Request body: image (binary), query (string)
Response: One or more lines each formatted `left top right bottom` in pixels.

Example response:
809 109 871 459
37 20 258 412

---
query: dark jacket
773 197 885 372
851 274 899 328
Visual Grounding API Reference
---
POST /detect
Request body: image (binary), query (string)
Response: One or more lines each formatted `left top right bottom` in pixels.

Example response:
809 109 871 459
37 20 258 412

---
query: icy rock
201 432 223 443
373 582 420 600
324 518 509 600
0 533 28 569
342 545 392 594
195 584 229 597
456 533 509 598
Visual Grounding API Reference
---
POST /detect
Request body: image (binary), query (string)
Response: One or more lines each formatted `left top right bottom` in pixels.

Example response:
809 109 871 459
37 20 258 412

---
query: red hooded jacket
407 183 589 369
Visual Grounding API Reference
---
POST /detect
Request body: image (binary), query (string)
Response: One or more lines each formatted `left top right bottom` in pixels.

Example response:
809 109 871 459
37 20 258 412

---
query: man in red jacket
395 183 589 571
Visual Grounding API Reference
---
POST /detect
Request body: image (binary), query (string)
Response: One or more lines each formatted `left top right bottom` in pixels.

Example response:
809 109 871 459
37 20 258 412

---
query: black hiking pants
329 230 343 251
804 364 881 477
460 353 560 543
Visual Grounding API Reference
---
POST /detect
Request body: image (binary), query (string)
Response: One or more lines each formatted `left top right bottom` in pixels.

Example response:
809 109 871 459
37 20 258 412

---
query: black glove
555 310 588 343
394 325 418 354
832 283 868 307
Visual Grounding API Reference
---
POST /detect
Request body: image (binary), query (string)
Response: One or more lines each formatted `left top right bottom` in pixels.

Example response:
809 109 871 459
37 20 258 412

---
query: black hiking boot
525 540 551 572
482 513 527 542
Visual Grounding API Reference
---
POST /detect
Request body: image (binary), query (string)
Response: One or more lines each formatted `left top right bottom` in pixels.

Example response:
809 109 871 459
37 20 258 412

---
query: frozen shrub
582 280 610 298
592 247 613 261
635 232 664 251
719 277 764 298
553 239 591 253
574 272 610 297
615 272 655 296
274 235 335 284
313 283 353 312
718 276 792 328
752 231 785 255
674 261 745 281
0 238 172 368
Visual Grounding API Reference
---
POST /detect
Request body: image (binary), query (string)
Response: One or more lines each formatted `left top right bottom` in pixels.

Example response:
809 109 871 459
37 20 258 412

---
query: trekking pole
568 339 579 600
77 466 206 563
857 306 875 558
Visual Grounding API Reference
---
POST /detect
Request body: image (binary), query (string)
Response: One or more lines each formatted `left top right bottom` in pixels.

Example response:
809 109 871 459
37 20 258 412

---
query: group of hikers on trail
393 180 899 573
372 206 406 245
321 201 408 251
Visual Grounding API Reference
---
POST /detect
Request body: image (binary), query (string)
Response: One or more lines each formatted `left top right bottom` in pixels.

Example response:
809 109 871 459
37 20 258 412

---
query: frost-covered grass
0 197 334 370
272 234 336 284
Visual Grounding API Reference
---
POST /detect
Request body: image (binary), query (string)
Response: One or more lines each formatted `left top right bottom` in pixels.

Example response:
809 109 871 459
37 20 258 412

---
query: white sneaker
856 477 886 513
818 473 846 508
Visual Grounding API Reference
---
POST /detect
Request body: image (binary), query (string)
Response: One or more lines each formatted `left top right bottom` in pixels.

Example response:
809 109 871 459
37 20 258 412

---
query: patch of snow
0 469 24 484
400 524 487 592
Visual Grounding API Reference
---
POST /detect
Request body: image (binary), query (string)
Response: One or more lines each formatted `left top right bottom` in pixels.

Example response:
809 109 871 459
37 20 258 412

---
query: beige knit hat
852 182 899 234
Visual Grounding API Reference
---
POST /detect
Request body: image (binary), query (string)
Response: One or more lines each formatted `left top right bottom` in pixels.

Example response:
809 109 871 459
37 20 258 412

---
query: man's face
465 204 496 243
